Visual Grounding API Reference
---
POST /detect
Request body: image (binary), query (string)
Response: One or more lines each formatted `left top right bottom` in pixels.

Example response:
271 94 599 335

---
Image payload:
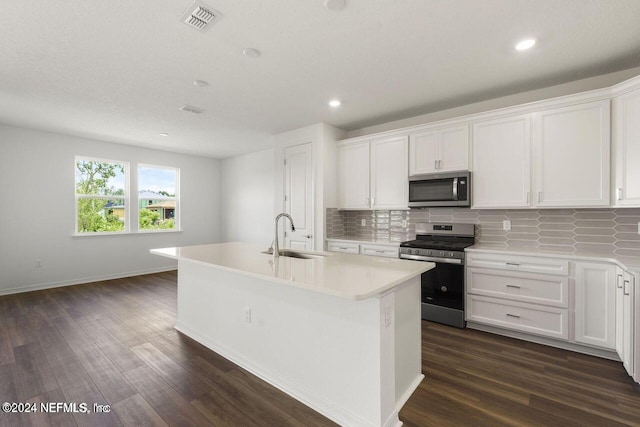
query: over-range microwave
408 171 471 208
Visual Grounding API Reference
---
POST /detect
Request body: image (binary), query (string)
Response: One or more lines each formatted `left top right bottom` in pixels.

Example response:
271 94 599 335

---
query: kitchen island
151 242 433 427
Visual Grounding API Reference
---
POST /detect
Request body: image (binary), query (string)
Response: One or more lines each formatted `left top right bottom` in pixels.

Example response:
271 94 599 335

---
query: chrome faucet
273 212 296 258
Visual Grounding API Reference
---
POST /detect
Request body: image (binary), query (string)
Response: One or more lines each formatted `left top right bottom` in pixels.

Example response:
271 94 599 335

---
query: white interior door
284 143 313 250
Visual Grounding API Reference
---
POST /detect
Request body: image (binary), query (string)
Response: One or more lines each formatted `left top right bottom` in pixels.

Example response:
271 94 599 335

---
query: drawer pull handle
624 280 630 296
506 313 520 319
506 262 520 267
617 274 623 289
506 285 521 289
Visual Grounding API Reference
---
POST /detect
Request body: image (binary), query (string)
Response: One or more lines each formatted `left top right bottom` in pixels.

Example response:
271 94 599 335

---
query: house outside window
75 157 129 233
138 164 179 231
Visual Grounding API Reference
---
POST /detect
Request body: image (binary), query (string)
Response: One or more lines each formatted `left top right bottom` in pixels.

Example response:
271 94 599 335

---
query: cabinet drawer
360 244 399 258
467 268 568 307
466 295 568 340
466 252 569 276
327 242 359 254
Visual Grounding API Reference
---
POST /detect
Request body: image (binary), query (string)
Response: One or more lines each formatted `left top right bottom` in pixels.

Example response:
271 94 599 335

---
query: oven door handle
400 254 463 265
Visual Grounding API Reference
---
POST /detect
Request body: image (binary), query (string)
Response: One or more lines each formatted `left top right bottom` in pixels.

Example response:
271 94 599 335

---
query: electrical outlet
503 220 511 231
35 259 42 268
401 220 407 228
637 222 640 235
361 219 366 227
244 307 252 324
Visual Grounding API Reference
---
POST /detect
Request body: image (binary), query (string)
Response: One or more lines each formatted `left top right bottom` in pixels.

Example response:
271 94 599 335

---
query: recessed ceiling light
515 39 536 51
329 99 341 108
324 0 346 11
193 79 209 87
160 133 169 137
242 48 261 58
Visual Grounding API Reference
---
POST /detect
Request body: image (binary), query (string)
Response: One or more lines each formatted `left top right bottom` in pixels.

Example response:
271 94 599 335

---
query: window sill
72 229 182 237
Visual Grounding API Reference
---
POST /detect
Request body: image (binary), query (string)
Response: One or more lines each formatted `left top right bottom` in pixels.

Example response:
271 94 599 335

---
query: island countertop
151 242 433 300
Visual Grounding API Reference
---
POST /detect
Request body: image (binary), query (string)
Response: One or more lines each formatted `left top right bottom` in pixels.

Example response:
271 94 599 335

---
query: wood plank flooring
0 271 638 426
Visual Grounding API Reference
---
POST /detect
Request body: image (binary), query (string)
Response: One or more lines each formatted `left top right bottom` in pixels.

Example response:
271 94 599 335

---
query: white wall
220 148 275 245
0 124 221 294
347 66 640 138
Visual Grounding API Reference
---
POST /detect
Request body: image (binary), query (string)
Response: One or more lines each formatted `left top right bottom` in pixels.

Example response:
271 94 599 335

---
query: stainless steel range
400 223 475 328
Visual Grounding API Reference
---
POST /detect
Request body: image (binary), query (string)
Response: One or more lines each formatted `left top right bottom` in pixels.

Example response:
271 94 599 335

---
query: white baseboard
0 265 178 296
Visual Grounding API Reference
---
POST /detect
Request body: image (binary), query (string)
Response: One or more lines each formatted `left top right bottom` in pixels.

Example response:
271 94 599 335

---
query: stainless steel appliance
400 223 475 328
408 171 471 208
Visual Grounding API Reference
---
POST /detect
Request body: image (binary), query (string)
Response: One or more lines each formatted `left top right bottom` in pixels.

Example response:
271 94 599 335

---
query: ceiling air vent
178 104 205 114
180 1 221 32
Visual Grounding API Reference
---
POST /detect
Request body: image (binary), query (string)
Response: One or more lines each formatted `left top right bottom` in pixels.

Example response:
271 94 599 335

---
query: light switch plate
361 219 366 227
637 222 640 235
503 220 511 231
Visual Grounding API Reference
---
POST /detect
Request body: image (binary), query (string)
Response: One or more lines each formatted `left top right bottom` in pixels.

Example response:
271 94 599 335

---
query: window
74 157 179 235
75 157 128 233
138 164 178 231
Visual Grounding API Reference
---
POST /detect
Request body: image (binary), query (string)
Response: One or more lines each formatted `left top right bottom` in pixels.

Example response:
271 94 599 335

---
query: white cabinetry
533 100 610 207
615 268 636 378
574 262 616 349
612 88 640 206
471 101 610 209
337 136 408 210
466 252 569 340
327 240 399 258
337 142 370 209
471 115 531 208
409 125 469 175
327 241 359 254
360 243 399 258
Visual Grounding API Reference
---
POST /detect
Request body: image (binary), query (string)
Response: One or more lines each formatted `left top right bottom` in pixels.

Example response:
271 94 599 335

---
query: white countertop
151 242 433 300
467 243 640 272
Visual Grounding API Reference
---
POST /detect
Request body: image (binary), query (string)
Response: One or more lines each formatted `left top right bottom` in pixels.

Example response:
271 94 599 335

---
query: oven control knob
439 251 445 257
448 252 454 257
440 286 448 292
425 250 431 256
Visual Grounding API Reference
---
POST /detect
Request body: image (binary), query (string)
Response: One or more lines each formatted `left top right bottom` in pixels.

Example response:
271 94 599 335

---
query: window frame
74 156 131 235
137 163 180 233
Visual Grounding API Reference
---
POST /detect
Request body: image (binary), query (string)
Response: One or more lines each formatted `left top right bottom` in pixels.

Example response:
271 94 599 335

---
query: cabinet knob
305 234 312 239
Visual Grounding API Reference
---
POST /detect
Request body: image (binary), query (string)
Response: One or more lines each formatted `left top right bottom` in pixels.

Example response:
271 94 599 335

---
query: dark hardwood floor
1 272 639 426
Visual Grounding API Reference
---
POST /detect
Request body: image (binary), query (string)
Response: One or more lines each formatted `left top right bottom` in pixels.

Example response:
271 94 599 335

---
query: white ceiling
1 0 640 158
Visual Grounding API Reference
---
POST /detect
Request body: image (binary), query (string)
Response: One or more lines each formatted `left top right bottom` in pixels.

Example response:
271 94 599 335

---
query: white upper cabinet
370 136 408 209
471 114 531 208
337 136 408 210
613 88 640 206
533 100 610 207
409 125 469 175
337 141 370 209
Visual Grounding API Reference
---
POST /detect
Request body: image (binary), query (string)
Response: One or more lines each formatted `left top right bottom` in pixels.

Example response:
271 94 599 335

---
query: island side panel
175 258 406 427
393 276 424 409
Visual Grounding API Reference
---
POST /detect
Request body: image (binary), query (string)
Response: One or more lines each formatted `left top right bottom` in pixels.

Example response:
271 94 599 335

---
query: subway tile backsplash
326 208 640 258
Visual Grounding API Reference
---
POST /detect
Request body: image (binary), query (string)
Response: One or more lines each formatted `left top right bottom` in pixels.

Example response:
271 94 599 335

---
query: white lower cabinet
574 262 616 350
327 241 359 254
327 241 399 258
466 253 569 340
467 294 568 339
615 268 636 378
359 243 399 258
467 250 637 383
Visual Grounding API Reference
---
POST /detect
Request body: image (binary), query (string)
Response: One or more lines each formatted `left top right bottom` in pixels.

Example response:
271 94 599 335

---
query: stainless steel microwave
408 171 471 208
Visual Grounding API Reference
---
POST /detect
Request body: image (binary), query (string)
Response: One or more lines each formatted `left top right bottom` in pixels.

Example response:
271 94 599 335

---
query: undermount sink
262 249 326 259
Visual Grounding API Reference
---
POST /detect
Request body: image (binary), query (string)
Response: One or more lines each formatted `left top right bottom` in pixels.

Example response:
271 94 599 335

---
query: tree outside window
75 158 127 233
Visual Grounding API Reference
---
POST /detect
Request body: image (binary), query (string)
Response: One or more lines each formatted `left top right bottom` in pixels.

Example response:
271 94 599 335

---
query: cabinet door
616 268 625 358
370 136 408 209
409 130 439 175
622 272 635 376
534 100 610 207
613 89 640 206
439 125 469 172
338 142 370 209
574 262 616 349
471 115 531 208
